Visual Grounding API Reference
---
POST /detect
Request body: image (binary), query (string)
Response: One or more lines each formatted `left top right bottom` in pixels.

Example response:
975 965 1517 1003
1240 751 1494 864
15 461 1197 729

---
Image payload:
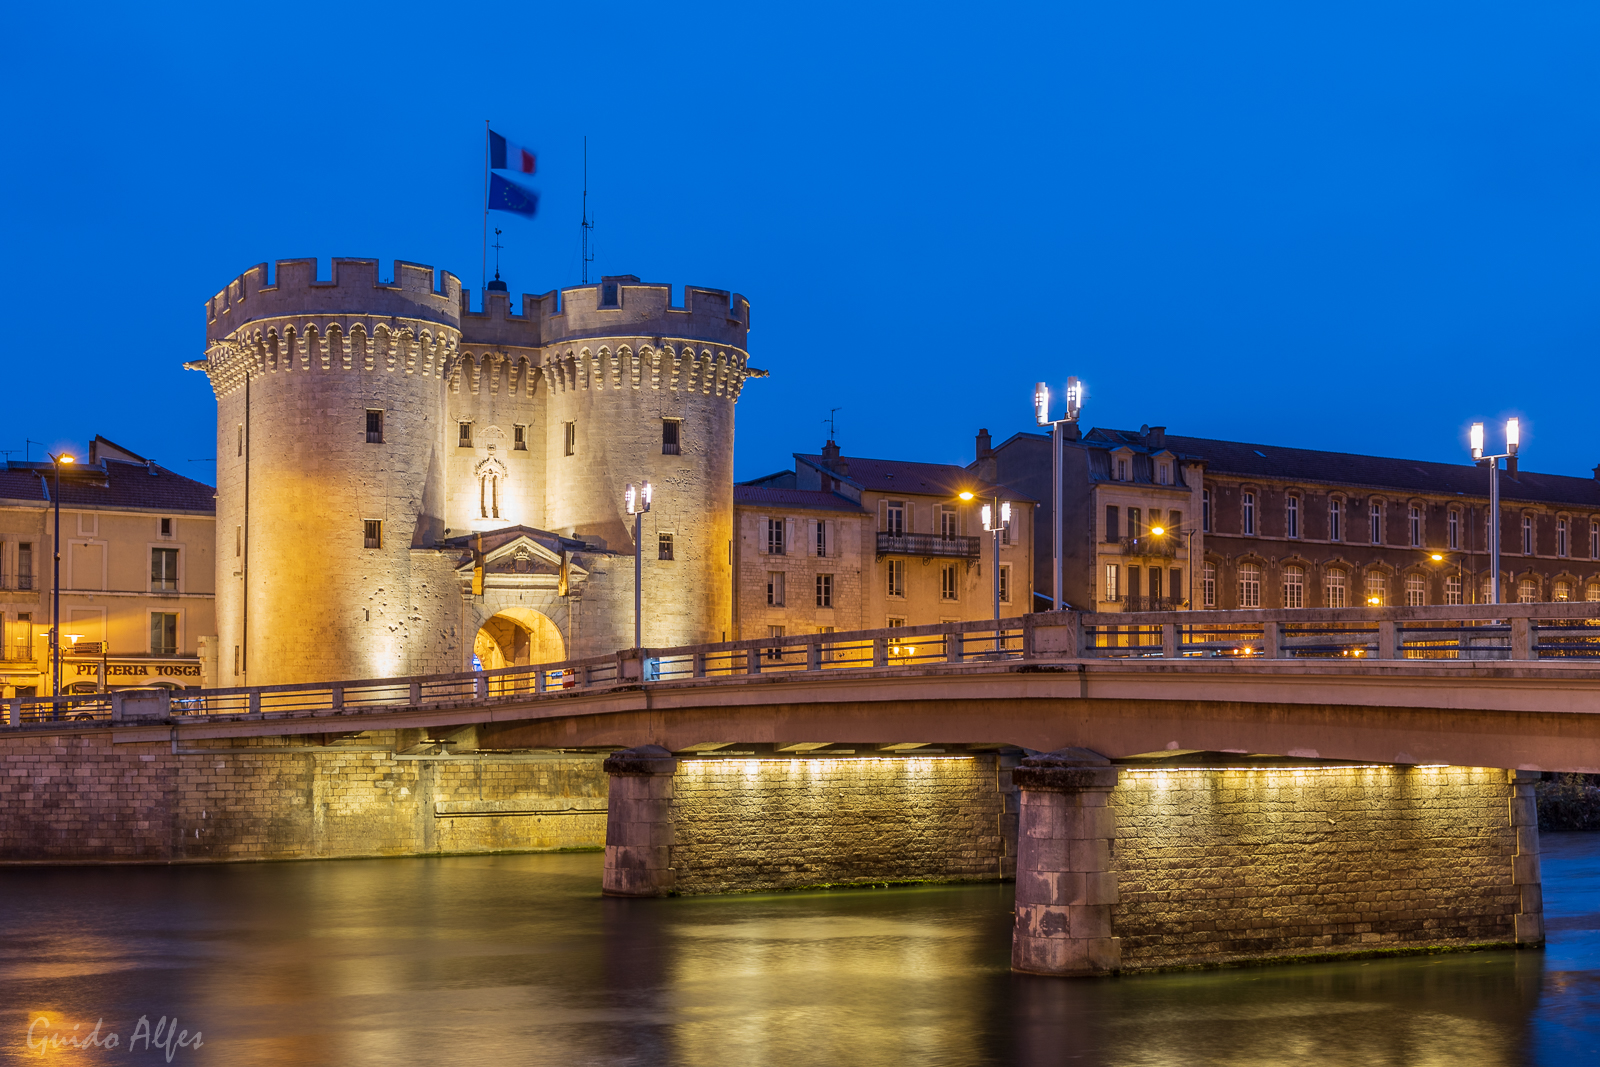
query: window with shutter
1105 506 1119 542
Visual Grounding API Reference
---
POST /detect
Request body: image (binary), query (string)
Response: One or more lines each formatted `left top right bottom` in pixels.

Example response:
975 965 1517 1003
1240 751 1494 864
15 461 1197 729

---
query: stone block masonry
0 730 607 862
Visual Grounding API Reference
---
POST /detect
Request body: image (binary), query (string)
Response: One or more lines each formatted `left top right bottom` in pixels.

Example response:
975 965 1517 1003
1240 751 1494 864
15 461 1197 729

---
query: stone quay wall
0 729 607 863
668 753 1017 894
1108 764 1539 970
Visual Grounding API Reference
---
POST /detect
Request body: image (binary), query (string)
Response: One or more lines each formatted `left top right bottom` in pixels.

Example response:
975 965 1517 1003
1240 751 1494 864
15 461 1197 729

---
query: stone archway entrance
472 608 566 673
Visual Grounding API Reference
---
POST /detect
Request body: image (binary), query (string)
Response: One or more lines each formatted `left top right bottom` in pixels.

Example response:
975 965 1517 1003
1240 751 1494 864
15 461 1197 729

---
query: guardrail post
1261 621 1281 659
693 652 706 678
1022 616 1036 658
1511 617 1534 660
1065 614 1083 658
409 680 423 706
7 696 19 727
474 673 488 700
947 629 964 663
248 689 261 716
1378 621 1398 660
747 648 761 675
535 669 547 695
1160 623 1177 659
329 686 343 714
807 640 822 671
873 636 888 667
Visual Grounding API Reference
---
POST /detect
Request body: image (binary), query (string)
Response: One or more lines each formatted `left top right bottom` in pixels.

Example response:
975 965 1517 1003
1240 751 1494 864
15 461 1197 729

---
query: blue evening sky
4 2 1599 483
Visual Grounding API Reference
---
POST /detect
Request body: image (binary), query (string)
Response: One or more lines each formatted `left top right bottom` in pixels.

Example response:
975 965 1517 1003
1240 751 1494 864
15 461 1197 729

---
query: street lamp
624 481 652 649
48 451 75 697
1469 418 1518 605
1034 377 1085 611
982 496 1011 653
1149 523 1198 608
1427 551 1472 606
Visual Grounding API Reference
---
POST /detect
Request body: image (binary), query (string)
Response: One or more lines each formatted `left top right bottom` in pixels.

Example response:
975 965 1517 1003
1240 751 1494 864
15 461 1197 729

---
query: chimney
974 428 997 484
1146 425 1166 448
1593 463 1600 481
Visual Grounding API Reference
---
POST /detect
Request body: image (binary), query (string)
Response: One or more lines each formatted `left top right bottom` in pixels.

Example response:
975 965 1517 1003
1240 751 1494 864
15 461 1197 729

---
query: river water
4 834 1599 1066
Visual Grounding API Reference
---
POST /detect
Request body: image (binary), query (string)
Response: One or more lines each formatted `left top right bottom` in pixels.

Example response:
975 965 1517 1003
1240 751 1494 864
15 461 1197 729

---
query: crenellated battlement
206 258 462 343
540 275 749 350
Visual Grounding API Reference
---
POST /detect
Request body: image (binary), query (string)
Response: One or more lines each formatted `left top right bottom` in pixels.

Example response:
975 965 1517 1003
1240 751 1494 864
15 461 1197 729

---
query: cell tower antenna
824 408 842 440
581 136 595 284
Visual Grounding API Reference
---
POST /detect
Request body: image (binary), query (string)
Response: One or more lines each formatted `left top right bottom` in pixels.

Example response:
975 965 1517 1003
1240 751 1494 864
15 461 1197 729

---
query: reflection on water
2 836 1599 1065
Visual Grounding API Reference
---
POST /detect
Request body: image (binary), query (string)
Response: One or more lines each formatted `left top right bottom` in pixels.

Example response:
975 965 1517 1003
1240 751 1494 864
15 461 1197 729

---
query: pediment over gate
441 526 591 584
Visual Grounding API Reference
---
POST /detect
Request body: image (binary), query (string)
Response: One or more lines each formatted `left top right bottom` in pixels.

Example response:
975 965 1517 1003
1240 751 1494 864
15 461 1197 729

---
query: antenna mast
824 408 842 440
581 136 595 284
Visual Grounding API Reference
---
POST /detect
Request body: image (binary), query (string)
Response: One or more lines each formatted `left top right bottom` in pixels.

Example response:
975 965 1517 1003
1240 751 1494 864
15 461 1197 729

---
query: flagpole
481 119 489 306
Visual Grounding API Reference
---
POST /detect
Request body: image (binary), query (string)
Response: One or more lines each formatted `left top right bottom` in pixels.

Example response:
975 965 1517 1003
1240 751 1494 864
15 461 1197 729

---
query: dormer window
1158 462 1171 485
1116 458 1129 481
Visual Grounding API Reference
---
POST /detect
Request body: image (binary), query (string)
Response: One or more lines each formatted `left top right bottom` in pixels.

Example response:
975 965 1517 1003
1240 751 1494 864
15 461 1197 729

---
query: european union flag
489 173 539 218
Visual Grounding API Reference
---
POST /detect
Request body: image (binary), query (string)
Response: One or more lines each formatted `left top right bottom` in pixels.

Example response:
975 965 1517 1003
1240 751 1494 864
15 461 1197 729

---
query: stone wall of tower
539 278 752 647
203 258 464 686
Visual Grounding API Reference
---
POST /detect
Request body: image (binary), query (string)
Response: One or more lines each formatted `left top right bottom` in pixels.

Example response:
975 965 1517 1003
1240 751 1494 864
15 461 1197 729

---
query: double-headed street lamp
1033 377 1085 611
48 450 75 697
624 481 653 649
1469 418 1519 606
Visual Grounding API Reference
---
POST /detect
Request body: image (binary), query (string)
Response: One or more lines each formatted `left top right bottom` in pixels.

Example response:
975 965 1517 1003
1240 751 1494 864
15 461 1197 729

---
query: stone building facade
990 422 1600 611
192 259 759 686
734 441 1034 638
0 437 216 696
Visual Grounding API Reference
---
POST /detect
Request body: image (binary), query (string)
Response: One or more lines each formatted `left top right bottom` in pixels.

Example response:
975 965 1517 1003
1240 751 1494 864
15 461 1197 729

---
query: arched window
1518 578 1538 603
480 472 500 519
1370 500 1384 545
1587 583 1600 603
1238 563 1261 608
1324 568 1347 608
1408 506 1422 548
1329 498 1343 542
1404 573 1426 606
1522 515 1534 555
1558 518 1570 558
1444 574 1462 605
1283 564 1305 609
1554 580 1571 602
1365 571 1386 606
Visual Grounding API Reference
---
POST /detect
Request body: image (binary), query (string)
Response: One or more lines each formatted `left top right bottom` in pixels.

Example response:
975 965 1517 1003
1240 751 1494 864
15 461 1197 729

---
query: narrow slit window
363 520 382 549
513 424 526 451
366 409 384 443
563 421 576 456
458 422 473 448
658 533 674 560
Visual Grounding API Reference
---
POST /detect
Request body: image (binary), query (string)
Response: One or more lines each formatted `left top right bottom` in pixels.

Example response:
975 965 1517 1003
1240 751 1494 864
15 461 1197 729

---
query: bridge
4 603 1593 976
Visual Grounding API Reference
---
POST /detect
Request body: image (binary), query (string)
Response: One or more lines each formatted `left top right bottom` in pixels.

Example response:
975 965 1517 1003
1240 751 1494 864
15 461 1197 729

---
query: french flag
489 129 536 175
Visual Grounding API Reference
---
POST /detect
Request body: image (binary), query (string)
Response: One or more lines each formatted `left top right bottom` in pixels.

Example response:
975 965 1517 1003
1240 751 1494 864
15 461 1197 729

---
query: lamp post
1469 419 1519 605
1148 524 1197 608
1426 552 1469 606
1033 377 1085 611
624 481 652 649
47 450 75 697
981 496 1011 653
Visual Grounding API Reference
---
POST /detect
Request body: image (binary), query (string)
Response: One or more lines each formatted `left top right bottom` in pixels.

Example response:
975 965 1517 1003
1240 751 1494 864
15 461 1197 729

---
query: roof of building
1076 427 1600 508
794 453 1034 503
0 451 216 513
733 486 866 512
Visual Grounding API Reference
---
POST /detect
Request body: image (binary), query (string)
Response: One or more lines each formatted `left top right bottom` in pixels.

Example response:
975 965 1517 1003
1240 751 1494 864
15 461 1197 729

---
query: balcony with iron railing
1116 536 1178 558
0 572 36 591
876 532 982 559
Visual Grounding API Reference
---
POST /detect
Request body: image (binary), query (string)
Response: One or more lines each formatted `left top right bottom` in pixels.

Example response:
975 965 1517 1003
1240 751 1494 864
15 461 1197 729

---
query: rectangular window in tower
886 501 905 535
563 422 576 456
363 520 382 549
1286 496 1299 538
658 533 674 560
1242 493 1256 535
366 410 384 443
815 520 827 557
766 571 786 607
940 563 958 601
887 559 906 597
513 425 526 451
766 518 785 555
1558 518 1569 557
1448 510 1460 550
1104 506 1120 542
662 419 682 456
999 564 1011 604
458 422 472 447
816 573 833 608
235 526 241 558
1409 506 1422 547
237 426 243 457
150 612 178 656
151 548 178 592
1329 500 1342 542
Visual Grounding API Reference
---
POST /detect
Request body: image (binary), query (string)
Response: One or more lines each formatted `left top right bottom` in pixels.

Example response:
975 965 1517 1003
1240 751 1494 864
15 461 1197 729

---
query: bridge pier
1010 748 1122 977
601 745 679 897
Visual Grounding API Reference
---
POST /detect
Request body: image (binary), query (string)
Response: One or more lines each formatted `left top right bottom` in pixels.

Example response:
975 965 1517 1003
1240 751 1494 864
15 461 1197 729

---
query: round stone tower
198 259 462 687
194 260 756 687
538 275 752 648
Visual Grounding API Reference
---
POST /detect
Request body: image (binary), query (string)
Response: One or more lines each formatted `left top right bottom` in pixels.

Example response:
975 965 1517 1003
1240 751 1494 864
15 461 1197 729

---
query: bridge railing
5 604 1600 731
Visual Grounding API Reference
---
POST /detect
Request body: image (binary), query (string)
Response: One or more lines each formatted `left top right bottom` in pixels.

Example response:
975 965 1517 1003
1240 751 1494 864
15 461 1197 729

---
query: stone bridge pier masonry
598 742 1544 977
